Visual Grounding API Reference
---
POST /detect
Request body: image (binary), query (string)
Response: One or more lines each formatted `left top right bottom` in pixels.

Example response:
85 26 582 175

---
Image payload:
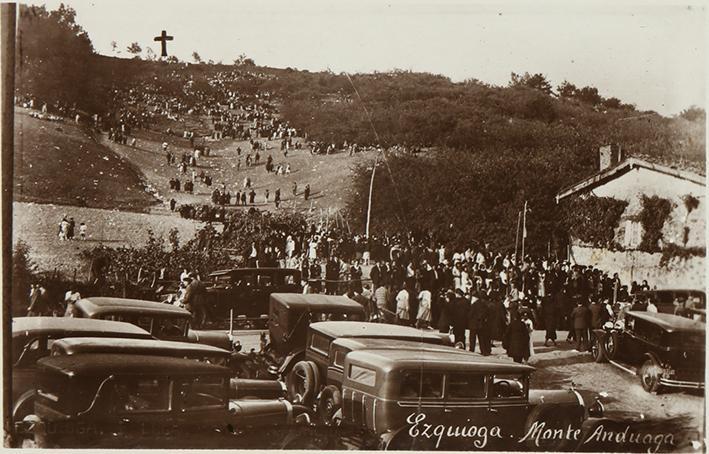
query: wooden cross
153 30 173 57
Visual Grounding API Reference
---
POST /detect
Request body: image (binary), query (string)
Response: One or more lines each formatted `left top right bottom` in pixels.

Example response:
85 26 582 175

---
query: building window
624 220 642 248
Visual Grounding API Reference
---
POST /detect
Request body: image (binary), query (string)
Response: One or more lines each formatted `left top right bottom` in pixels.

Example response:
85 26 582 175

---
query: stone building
556 148 706 290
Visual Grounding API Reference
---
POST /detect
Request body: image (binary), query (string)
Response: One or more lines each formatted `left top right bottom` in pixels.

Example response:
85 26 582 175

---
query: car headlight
588 398 604 418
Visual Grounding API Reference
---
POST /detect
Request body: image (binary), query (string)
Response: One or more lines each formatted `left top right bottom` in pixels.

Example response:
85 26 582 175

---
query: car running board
609 360 638 376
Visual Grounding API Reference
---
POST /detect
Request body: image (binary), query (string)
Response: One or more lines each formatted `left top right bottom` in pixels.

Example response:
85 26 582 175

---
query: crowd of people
232 223 658 363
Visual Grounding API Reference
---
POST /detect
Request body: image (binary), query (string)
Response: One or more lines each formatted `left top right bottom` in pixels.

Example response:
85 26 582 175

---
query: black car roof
37 353 230 377
12 317 153 339
271 293 364 311
332 337 469 353
75 297 191 318
51 337 230 357
627 311 706 333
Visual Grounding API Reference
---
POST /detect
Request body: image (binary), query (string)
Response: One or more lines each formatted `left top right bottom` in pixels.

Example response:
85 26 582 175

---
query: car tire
287 360 320 406
318 385 342 426
639 358 663 393
590 334 607 363
602 331 621 361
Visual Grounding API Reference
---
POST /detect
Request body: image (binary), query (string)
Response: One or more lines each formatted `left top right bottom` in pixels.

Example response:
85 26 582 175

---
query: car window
154 318 188 338
400 371 443 399
491 374 527 399
332 349 346 369
447 373 486 399
176 376 226 410
113 378 170 413
349 364 376 387
310 333 330 355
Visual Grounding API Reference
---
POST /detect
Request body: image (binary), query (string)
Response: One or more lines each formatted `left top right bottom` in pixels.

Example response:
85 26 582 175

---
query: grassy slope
13 108 157 211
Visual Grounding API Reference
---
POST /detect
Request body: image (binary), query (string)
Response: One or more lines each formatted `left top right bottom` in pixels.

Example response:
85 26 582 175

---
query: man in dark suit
468 292 491 355
451 289 469 348
571 301 591 351
370 261 383 289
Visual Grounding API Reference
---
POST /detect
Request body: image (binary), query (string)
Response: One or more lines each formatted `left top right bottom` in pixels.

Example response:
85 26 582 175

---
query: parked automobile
266 294 366 373
634 289 705 319
25 353 312 448
195 268 303 328
73 297 233 351
10 317 153 430
592 311 705 393
299 330 471 422
338 348 602 450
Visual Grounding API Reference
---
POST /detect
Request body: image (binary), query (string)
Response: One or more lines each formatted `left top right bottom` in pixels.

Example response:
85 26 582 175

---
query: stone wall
570 245 706 290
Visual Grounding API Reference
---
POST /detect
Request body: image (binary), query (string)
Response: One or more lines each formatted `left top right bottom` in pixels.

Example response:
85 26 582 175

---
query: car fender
12 389 37 423
528 389 581 407
642 351 663 367
278 348 305 376
591 329 609 340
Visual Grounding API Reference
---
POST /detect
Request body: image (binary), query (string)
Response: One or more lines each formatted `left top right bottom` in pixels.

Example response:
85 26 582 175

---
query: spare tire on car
286 360 320 406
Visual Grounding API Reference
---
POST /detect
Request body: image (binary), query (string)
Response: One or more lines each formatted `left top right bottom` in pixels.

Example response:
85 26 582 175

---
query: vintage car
635 288 705 319
195 268 303 328
338 349 602 450
25 353 311 448
266 294 366 371
73 297 233 351
592 311 705 393
11 317 154 426
294 327 468 421
49 337 283 400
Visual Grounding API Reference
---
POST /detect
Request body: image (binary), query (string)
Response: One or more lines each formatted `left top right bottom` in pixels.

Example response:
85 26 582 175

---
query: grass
13 108 157 211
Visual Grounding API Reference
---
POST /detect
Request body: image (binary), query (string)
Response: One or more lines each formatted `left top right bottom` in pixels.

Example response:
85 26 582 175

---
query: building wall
587 166 705 249
570 245 705 290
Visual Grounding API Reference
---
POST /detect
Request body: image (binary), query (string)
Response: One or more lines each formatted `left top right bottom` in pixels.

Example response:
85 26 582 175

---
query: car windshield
491 373 527 399
154 318 188 338
113 377 170 413
176 376 227 410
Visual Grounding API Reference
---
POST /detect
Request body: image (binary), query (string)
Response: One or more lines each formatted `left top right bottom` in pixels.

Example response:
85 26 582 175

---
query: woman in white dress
521 311 535 360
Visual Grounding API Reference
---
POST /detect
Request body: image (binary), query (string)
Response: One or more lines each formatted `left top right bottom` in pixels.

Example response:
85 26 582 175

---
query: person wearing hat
468 291 491 355
503 311 530 364
437 290 454 334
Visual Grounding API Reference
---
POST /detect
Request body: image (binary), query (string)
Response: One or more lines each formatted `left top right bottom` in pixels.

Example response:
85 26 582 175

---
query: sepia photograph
1 0 706 451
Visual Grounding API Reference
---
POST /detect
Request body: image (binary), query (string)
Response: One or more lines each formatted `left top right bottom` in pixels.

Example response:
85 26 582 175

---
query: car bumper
659 378 704 389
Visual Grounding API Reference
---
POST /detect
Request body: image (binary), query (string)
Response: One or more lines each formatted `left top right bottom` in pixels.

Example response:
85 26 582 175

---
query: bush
638 196 673 253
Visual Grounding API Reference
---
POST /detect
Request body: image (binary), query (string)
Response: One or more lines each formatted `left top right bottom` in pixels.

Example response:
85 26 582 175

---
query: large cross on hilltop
154 30 173 57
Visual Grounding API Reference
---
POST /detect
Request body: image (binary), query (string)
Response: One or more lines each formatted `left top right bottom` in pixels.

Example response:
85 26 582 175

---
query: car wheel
591 335 607 363
639 359 663 393
603 331 620 360
318 385 342 426
287 361 320 406
12 390 36 424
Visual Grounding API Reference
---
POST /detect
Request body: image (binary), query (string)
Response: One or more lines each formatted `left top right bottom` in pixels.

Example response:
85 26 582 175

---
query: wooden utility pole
365 157 377 237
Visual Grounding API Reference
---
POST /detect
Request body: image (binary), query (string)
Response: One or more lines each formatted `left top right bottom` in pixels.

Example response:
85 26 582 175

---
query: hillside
13 108 157 211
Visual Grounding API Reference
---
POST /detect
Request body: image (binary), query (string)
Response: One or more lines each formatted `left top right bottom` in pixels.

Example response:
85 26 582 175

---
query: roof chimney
599 143 623 171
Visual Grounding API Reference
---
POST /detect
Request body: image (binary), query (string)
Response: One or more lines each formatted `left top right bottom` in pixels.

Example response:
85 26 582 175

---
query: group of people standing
58 215 87 241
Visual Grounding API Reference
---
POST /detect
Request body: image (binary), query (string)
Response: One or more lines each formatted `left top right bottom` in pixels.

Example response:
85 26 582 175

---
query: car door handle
487 407 498 413
444 408 453 413
121 418 131 424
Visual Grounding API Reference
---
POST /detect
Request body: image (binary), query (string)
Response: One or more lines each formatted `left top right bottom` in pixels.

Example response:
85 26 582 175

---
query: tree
679 106 706 122
602 97 622 109
557 80 577 98
126 42 142 58
234 53 255 66
575 86 603 106
192 51 203 64
110 40 119 55
509 72 553 95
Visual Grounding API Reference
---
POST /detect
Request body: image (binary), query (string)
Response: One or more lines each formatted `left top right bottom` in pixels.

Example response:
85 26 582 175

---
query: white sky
28 0 707 116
